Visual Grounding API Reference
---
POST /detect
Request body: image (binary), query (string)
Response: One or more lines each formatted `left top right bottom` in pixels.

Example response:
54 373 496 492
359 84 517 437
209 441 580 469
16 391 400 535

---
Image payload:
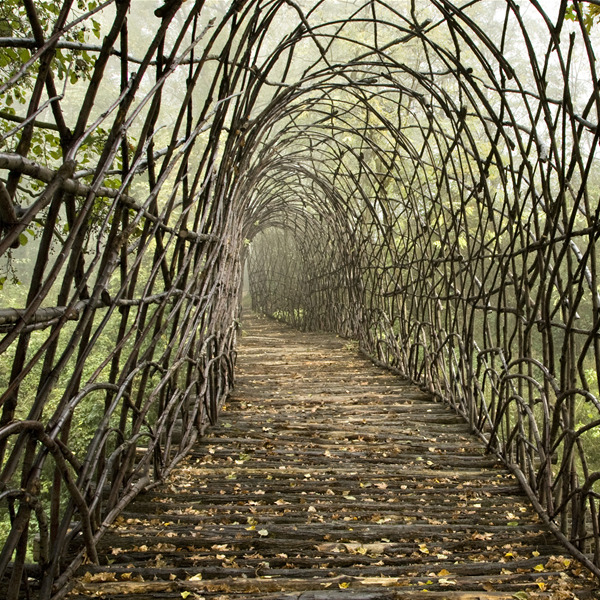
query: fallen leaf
211 544 229 551
471 532 493 541
82 572 117 583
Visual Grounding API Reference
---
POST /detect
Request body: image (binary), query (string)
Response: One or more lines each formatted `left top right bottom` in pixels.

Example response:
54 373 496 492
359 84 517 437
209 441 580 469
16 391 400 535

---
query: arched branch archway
1 0 600 597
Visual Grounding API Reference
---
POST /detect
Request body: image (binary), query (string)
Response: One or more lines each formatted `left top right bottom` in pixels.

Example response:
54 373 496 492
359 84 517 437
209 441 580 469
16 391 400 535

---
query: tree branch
0 152 218 244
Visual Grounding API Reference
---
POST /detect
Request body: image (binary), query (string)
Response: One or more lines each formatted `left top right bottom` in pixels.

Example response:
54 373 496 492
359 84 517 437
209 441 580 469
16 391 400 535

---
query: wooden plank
68 314 598 599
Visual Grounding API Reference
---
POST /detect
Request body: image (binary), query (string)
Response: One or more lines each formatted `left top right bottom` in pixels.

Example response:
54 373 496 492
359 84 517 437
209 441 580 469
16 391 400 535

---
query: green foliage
0 0 101 167
0 0 98 100
565 1 600 33
0 2 142 286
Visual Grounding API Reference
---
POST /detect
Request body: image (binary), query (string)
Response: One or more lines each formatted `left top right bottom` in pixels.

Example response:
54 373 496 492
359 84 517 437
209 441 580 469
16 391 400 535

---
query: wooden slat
68 314 598 599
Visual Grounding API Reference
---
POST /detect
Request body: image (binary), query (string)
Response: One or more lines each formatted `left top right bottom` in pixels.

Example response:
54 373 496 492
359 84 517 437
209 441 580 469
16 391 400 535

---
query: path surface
71 313 598 599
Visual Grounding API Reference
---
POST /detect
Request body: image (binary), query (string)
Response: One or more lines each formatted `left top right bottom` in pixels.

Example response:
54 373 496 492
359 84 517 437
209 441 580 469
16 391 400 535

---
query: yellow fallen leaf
338 582 350 589
437 568 450 576
533 564 545 572
82 572 117 583
189 573 203 581
181 592 191 599
211 544 229 551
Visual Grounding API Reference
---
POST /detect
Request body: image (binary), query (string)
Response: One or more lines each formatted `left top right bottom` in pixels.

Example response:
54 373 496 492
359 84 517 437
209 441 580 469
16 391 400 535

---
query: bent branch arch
1 0 600 597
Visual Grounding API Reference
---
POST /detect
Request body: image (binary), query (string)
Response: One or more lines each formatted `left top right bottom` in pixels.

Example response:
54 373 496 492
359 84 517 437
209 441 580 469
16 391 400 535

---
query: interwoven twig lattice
1 0 600 597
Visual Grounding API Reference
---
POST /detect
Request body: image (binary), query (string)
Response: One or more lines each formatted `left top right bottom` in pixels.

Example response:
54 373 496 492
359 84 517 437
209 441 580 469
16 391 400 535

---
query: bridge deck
70 313 597 599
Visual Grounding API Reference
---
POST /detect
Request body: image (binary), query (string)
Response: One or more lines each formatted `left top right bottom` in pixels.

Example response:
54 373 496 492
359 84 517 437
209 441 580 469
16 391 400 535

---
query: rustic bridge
65 314 597 599
2 0 600 598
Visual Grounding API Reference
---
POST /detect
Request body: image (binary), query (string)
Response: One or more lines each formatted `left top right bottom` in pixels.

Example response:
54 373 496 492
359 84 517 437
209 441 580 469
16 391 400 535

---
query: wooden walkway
70 313 598 599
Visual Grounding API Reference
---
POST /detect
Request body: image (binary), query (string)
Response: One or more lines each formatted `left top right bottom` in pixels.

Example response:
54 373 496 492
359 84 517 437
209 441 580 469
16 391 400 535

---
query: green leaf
103 177 121 189
92 19 101 39
18 233 28 246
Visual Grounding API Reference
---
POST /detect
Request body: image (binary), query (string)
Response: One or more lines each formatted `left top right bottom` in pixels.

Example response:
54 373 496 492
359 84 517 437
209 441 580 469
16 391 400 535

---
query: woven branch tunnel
1 0 600 597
